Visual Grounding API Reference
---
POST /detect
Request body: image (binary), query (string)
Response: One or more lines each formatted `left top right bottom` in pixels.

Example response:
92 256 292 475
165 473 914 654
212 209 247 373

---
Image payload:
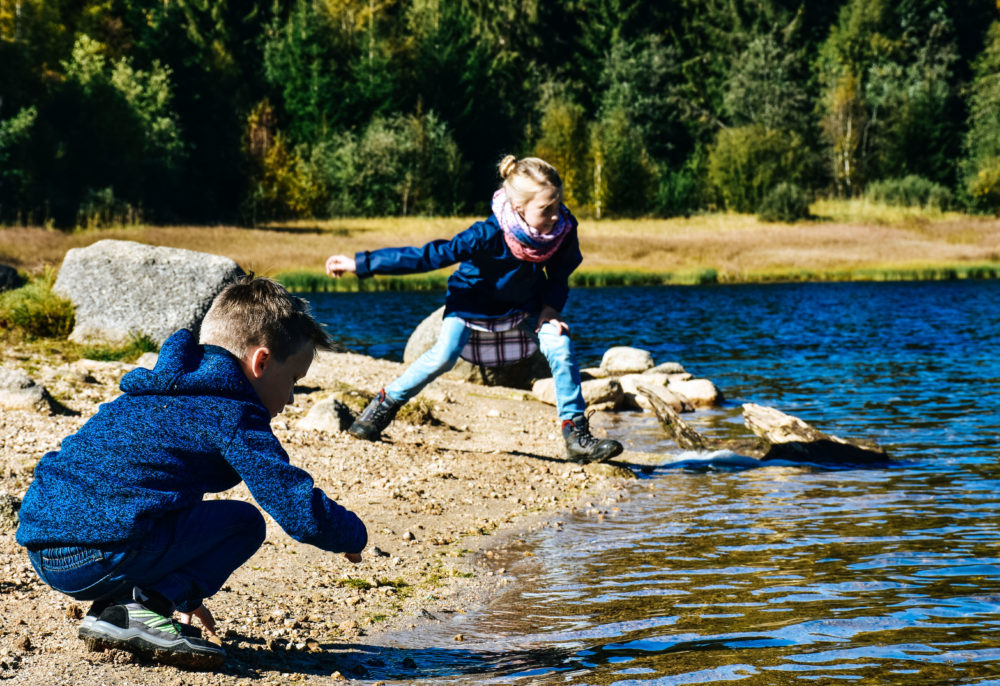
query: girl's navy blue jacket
354 213 583 319
16 329 366 555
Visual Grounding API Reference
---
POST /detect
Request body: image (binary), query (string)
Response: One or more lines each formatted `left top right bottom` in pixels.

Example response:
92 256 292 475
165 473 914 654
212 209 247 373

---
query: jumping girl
325 155 622 463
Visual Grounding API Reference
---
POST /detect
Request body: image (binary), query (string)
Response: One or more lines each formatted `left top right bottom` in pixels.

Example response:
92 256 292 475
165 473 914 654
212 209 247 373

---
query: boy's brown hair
199 275 333 361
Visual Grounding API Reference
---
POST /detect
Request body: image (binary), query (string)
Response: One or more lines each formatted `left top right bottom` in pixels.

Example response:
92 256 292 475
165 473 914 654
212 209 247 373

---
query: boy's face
245 343 314 418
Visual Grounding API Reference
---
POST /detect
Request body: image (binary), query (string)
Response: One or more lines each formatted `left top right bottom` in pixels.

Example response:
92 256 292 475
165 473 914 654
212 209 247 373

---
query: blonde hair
199 275 333 361
498 155 563 208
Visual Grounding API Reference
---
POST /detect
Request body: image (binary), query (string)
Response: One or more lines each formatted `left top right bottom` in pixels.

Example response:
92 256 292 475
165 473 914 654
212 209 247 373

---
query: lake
305 280 1000 684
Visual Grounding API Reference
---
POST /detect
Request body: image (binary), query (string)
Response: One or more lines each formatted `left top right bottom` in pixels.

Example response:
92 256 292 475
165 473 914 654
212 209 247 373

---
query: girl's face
516 187 561 234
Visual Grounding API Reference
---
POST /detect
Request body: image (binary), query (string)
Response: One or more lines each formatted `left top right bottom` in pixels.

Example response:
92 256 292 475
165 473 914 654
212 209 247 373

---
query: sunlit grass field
2 200 998 291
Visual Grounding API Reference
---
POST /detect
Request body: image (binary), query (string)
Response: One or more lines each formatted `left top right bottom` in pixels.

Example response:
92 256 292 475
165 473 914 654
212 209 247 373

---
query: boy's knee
230 501 267 547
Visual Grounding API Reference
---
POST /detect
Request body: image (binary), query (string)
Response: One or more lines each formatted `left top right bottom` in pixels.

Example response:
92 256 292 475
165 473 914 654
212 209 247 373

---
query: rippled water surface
306 281 1000 684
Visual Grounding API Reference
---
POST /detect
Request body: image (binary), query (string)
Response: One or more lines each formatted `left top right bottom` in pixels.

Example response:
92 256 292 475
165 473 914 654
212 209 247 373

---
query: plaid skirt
459 312 538 368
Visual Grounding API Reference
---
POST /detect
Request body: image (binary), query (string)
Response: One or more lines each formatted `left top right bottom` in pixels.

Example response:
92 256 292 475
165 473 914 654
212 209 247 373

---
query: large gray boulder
404 306 549 389
54 239 244 344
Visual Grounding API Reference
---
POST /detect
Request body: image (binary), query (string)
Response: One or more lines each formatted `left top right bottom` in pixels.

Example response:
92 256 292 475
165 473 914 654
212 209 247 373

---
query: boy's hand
536 305 569 335
344 552 362 564
326 255 357 278
178 604 217 638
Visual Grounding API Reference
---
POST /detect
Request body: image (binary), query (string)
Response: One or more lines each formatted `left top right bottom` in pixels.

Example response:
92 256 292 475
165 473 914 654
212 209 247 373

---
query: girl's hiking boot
78 586 225 670
348 389 402 441
562 414 623 464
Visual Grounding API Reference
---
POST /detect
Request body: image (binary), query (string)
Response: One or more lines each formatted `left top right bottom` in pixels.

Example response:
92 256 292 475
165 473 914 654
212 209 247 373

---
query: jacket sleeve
223 411 367 554
541 222 583 312
354 221 492 278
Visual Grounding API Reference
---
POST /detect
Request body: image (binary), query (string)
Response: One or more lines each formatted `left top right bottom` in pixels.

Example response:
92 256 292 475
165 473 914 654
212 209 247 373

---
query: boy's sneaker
562 414 623 464
78 596 115 635
78 587 224 670
348 389 402 441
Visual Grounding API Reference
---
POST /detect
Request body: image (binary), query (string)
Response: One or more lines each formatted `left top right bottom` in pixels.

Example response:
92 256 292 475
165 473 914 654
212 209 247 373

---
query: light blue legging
386 314 586 421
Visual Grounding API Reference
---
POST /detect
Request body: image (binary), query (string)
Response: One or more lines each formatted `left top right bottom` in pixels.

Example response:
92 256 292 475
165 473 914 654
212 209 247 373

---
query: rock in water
638 384 711 451
600 346 655 375
742 403 891 465
54 239 244 345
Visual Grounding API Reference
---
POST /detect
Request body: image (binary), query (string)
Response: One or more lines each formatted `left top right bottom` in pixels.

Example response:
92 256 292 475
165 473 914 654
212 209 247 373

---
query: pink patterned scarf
491 188 572 263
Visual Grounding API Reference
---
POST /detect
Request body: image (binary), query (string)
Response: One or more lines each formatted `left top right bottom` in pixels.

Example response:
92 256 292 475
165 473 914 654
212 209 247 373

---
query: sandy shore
0 344 655 684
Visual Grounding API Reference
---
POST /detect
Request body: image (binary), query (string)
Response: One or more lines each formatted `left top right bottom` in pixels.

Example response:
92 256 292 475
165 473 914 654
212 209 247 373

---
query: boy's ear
247 346 271 379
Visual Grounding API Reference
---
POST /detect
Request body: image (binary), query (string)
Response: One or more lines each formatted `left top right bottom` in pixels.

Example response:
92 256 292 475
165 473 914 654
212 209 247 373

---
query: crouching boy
15 276 366 670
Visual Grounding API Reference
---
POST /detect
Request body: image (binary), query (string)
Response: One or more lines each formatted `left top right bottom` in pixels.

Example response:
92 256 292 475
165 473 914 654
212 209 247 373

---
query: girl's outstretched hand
326 255 357 277
536 305 570 335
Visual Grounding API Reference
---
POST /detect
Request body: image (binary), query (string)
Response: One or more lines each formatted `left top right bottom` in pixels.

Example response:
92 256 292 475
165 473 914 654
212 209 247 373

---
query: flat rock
298 397 354 433
667 377 723 408
648 361 686 375
601 346 655 375
532 377 624 408
583 461 636 479
618 373 689 411
134 352 159 369
0 365 57 414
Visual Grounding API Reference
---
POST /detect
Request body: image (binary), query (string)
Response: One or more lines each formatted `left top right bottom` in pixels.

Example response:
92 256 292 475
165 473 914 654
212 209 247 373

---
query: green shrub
275 269 449 293
0 271 75 339
244 101 326 224
77 186 142 228
965 162 1000 214
757 182 812 222
534 87 591 211
655 162 703 217
866 175 952 209
707 125 813 213
79 333 159 362
317 111 466 218
590 107 656 217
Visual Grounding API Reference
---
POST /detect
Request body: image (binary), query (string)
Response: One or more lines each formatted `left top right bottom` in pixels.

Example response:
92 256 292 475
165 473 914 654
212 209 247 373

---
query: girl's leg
385 316 471 404
529 319 621 463
533 320 586 420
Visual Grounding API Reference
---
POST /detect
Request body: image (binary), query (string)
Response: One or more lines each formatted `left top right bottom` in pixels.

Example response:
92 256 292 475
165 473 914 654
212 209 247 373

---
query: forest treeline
2 0 1000 228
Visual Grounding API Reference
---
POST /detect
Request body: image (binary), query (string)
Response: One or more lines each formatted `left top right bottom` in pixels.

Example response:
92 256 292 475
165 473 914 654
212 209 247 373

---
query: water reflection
362 448 1000 684
305 281 1000 684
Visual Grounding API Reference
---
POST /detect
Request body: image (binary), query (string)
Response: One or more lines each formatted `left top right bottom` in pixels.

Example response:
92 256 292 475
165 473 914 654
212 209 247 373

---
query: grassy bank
2 200 998 291
274 262 1000 293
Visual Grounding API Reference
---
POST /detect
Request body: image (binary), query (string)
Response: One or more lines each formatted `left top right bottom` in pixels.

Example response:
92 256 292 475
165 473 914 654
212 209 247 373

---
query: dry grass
2 202 999 282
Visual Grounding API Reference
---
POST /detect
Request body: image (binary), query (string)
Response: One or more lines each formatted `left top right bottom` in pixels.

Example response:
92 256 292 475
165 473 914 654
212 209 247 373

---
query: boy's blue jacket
354 213 583 319
16 329 367 555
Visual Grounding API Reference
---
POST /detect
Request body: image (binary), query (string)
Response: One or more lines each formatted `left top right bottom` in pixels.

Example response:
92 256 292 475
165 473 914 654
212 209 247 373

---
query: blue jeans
386 314 586 420
27 500 265 613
